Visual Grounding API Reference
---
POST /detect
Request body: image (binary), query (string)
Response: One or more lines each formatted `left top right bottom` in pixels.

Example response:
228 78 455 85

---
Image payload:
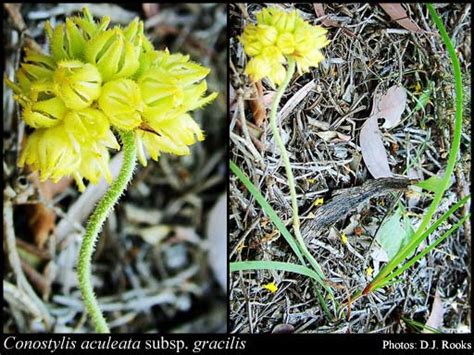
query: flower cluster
240 6 330 86
6 8 217 191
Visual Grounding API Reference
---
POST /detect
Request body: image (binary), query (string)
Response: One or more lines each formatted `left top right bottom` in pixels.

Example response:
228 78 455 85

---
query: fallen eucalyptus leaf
376 86 407 129
360 86 407 178
379 4 424 33
249 80 266 127
423 289 444 333
360 116 392 178
375 207 414 259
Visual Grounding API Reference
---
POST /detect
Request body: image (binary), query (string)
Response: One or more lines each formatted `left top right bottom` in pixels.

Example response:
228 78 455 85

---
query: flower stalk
77 130 136 333
269 58 305 245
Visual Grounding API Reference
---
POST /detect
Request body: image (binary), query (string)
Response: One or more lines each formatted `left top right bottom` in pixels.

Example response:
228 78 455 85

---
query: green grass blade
230 260 326 287
373 195 469 287
368 4 465 291
382 213 469 285
401 316 442 334
230 160 306 265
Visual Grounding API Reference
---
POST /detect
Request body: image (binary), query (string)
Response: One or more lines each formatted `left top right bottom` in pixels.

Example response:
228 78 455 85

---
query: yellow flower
240 6 330 86
366 266 374 278
4 49 56 98
53 60 102 110
341 232 348 245
262 281 278 293
22 96 67 128
98 79 144 130
18 124 80 183
85 28 140 82
313 197 324 206
63 108 119 151
6 7 216 191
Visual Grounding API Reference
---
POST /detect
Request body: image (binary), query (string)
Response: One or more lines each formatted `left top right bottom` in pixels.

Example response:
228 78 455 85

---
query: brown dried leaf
27 176 72 249
424 289 444 332
376 86 407 129
277 80 316 125
25 204 56 249
360 117 393 178
142 3 160 18
360 86 407 178
379 4 424 33
313 3 338 27
248 81 267 127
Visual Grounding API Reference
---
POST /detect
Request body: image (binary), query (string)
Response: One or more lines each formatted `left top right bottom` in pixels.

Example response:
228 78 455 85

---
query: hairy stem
77 130 136 333
268 59 307 255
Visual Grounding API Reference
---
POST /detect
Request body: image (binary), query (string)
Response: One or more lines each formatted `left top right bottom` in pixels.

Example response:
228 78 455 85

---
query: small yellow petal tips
240 6 330 86
262 281 278 293
6 7 216 191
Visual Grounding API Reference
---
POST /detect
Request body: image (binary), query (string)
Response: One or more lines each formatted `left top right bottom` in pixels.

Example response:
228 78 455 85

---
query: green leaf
230 260 326 287
416 175 445 194
230 160 306 265
414 81 434 112
376 208 413 260
399 214 416 259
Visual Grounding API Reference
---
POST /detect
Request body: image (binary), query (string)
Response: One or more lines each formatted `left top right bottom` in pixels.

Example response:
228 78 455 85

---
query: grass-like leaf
230 260 325 286
366 3 468 292
380 212 470 286
230 160 305 265
230 160 332 296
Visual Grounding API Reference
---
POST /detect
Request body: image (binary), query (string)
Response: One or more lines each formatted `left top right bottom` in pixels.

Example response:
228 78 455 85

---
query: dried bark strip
301 177 416 242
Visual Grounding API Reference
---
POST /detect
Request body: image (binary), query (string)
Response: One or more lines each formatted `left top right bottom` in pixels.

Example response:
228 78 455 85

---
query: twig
4 198 52 329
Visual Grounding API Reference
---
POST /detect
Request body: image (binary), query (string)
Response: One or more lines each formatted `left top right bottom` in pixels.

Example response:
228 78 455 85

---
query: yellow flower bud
138 51 211 105
69 7 110 40
245 56 270 82
63 108 119 151
85 29 140 82
137 113 204 161
53 60 102 109
22 96 67 128
78 145 113 185
98 78 144 130
5 49 56 97
256 25 278 46
47 19 87 61
19 125 80 182
276 33 295 55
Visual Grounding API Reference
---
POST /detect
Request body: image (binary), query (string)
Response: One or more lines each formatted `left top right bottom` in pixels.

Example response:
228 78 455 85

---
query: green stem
269 60 337 312
77 130 137 333
269 58 307 261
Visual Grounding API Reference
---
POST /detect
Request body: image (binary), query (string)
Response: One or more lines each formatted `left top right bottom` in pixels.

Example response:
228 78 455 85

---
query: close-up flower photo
4 3 226 333
229 3 470 334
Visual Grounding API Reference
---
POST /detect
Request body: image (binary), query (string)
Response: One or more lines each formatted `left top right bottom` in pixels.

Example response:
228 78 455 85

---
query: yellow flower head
5 7 217 191
240 6 330 86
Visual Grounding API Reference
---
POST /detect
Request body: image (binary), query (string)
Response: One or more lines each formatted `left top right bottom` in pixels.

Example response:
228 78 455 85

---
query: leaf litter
230 3 470 334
